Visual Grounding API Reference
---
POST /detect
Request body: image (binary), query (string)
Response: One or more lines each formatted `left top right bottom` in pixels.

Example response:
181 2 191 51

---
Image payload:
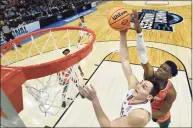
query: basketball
108 7 131 31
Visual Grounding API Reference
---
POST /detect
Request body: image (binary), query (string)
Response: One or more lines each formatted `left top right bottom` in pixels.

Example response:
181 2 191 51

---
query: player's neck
131 96 146 103
157 79 168 89
154 77 168 84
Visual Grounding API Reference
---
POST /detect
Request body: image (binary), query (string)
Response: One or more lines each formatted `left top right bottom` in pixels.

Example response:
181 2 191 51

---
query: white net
1 27 91 116
24 64 80 116
1 29 90 66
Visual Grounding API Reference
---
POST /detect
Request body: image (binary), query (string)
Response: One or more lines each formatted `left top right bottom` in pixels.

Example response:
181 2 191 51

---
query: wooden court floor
2 1 192 87
0 1 192 127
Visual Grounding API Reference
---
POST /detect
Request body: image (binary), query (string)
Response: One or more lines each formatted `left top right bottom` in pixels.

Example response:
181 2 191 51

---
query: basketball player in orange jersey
132 9 178 128
77 16 89 48
57 49 84 107
78 28 160 127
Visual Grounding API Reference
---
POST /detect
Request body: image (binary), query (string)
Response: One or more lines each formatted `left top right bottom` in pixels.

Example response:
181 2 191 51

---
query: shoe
61 101 66 108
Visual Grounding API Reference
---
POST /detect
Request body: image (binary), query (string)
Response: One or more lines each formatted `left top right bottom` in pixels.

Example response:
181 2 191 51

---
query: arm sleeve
136 32 148 64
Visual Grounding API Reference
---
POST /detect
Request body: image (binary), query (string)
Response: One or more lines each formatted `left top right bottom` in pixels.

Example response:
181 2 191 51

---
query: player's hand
119 26 131 35
132 9 139 23
120 28 129 33
132 9 142 33
78 84 98 102
120 9 139 34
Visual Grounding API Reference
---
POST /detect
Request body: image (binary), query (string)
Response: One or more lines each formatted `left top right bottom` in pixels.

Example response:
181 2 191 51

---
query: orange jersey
151 80 172 122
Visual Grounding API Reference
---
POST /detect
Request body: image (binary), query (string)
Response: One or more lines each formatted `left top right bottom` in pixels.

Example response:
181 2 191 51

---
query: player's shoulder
128 109 149 123
168 81 176 94
132 108 149 114
167 82 177 100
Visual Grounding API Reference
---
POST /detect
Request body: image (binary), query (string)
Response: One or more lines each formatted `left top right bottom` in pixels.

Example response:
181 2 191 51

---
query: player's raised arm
119 30 138 89
133 9 154 79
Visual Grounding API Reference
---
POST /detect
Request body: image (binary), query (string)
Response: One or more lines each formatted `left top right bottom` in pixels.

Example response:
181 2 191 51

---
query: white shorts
79 30 88 38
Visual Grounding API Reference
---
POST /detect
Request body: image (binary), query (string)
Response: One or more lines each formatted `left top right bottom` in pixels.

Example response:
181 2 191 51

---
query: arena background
0 0 192 127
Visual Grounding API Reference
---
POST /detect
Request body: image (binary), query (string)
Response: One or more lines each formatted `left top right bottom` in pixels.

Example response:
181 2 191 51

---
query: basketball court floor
1 1 192 127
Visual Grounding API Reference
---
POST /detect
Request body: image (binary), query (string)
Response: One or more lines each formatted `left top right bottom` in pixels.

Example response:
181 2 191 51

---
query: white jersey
63 63 80 77
80 21 86 28
79 21 87 37
63 66 74 77
57 63 80 85
120 89 152 120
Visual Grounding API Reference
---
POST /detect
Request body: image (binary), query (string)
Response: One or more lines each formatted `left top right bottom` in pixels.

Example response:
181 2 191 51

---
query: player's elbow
153 109 169 119
160 109 169 117
128 113 149 127
132 117 147 127
99 122 111 128
162 103 172 114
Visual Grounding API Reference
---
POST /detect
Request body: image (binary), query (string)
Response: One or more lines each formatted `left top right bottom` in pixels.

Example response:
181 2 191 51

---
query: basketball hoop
1 26 95 117
1 26 95 78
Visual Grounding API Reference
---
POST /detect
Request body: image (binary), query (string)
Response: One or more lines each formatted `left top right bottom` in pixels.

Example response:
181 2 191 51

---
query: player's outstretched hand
132 9 142 33
78 84 98 102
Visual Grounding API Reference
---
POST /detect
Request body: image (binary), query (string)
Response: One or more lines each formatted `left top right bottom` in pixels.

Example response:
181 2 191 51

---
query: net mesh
1 27 91 116
1 29 89 66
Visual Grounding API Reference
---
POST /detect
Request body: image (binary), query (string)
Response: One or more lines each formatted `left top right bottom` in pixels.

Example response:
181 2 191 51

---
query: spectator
2 21 21 48
2 21 14 42
0 32 6 46
0 0 91 32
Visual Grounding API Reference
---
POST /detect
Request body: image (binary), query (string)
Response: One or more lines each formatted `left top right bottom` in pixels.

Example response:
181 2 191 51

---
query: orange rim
1 26 95 95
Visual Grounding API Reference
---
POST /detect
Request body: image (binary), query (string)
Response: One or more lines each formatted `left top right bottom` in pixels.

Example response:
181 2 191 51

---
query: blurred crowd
0 0 89 45
0 0 87 27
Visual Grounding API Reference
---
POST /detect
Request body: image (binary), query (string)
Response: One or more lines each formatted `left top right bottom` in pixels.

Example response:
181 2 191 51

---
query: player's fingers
80 90 87 97
78 86 83 92
85 85 92 92
132 9 135 13
134 9 137 13
90 84 96 91
78 86 85 93
127 26 131 29
133 9 138 17
79 86 88 96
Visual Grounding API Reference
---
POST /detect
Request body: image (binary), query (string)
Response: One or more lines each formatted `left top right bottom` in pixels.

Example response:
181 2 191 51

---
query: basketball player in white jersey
77 16 89 48
78 29 160 127
57 49 84 107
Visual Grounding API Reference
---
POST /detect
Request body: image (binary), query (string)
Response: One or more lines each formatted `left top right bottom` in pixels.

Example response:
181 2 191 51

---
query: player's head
133 80 160 101
80 16 84 22
154 60 178 81
62 49 70 56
